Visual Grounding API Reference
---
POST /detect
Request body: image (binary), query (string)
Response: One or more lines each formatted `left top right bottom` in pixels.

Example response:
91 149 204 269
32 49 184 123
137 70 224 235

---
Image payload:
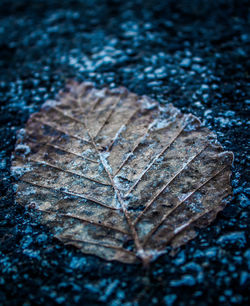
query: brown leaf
12 81 234 265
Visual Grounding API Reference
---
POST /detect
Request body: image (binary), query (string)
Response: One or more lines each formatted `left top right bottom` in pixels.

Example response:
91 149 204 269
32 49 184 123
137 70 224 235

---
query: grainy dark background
0 0 249 305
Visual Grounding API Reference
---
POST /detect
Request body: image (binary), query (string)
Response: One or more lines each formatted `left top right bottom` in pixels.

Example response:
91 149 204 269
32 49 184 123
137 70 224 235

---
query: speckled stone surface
0 0 249 305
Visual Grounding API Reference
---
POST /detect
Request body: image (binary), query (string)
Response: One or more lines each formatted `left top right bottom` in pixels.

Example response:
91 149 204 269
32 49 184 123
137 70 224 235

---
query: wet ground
0 0 249 305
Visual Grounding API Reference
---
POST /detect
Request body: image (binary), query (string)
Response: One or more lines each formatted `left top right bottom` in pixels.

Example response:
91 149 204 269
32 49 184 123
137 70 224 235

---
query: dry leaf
12 81 233 265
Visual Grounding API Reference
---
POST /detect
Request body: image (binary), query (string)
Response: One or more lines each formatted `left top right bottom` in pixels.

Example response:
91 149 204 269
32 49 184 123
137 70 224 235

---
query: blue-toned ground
0 0 249 305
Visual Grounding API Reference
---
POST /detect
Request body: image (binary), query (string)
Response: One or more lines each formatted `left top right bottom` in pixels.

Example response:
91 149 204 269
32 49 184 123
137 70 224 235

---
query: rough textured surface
12 82 233 264
0 0 249 304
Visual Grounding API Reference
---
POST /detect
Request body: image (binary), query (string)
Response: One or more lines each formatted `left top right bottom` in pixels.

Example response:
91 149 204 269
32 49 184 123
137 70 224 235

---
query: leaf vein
19 179 116 210
142 165 229 246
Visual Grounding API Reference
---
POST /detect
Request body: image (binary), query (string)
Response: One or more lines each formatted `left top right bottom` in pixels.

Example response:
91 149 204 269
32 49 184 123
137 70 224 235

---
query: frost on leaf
12 81 234 264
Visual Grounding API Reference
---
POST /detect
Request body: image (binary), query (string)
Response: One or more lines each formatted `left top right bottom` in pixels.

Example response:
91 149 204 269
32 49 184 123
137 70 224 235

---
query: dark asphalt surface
0 0 249 305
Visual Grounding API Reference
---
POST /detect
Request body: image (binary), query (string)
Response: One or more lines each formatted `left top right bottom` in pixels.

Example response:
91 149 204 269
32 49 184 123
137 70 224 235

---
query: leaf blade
12 82 233 264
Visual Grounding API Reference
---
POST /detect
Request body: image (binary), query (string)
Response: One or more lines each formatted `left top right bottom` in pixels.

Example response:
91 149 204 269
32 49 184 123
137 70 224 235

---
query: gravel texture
0 0 249 305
